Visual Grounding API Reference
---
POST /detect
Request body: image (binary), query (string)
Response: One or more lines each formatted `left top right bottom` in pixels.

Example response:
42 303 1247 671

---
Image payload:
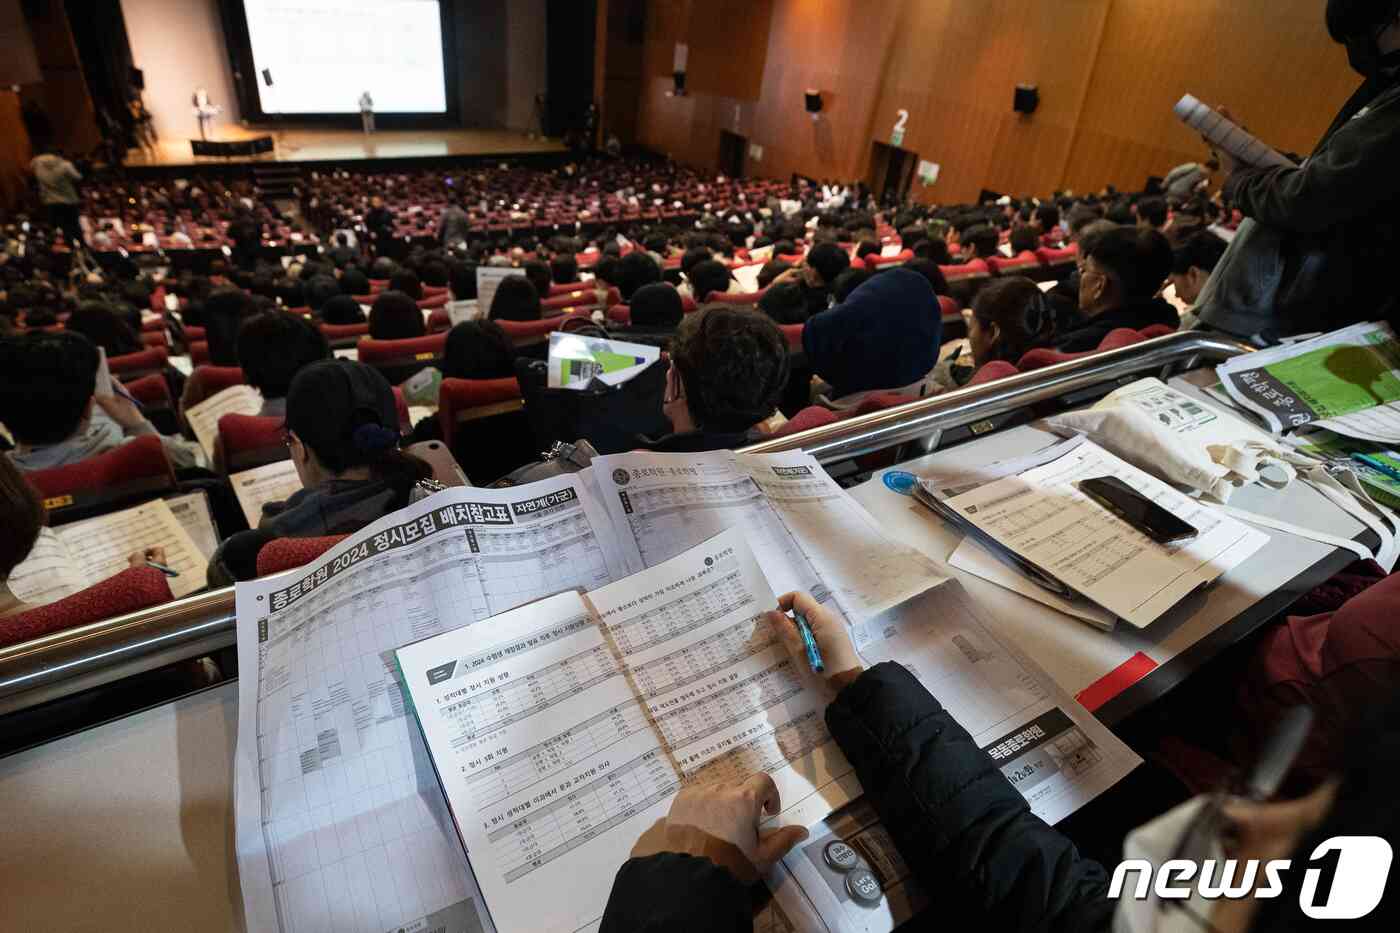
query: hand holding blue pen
792 610 825 674
767 592 866 688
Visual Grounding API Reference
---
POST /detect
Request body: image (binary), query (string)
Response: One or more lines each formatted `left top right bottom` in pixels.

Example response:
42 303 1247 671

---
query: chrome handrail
0 331 1253 716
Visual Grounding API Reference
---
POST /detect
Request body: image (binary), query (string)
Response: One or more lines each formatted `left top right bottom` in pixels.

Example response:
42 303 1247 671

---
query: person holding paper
603 593 1400 933
0 332 198 472
207 360 439 583
1197 1 1400 339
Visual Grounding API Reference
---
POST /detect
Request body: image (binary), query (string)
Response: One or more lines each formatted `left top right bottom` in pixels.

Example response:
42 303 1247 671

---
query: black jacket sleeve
825 662 1114 933
599 852 750 933
1224 87 1400 234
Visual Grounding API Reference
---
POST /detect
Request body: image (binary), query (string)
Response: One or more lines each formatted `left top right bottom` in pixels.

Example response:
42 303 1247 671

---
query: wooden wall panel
1062 0 1358 195
632 0 1364 204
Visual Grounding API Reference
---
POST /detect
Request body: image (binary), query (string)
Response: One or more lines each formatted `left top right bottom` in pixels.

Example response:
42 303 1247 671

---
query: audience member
521 260 552 297
1169 231 1228 308
305 275 340 313
442 320 516 380
686 259 734 303
237 312 332 417
803 268 943 407
756 259 792 290
960 224 1000 263
389 270 423 300
0 454 45 617
202 287 256 366
934 278 1056 390
488 276 542 322
649 306 788 453
550 255 580 286
320 295 367 325
1135 196 1169 231
65 301 141 357
0 332 198 471
369 291 427 340
207 360 437 584
617 251 662 301
1056 226 1176 351
756 281 809 325
830 267 871 304
612 282 684 348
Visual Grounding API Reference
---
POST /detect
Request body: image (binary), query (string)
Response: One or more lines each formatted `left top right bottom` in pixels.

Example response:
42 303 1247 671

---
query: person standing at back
359 91 375 135
1196 0 1400 340
30 145 84 250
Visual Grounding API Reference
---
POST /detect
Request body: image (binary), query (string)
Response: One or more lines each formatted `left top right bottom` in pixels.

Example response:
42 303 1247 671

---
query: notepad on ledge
917 436 1270 629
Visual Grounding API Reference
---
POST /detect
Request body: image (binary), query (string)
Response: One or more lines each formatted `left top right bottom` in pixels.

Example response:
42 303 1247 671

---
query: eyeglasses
1158 705 1315 932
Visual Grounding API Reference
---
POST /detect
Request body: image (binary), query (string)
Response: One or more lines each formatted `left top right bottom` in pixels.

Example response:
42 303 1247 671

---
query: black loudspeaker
262 68 274 87
804 89 823 114
129 67 144 90
672 71 686 96
1013 85 1040 114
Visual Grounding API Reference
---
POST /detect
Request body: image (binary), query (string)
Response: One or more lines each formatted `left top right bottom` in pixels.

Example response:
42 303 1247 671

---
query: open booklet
396 530 1139 933
8 498 209 604
916 436 1269 629
230 459 304 528
1216 321 1400 443
232 452 1139 933
184 383 264 462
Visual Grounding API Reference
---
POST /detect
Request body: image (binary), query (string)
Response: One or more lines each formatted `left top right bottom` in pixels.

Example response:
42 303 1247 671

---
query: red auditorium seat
120 373 175 421
0 566 174 649
139 331 166 348
865 249 913 271
606 304 631 325
1035 244 1078 269
182 325 206 342
255 535 349 578
1016 327 1149 371
107 346 169 381
437 377 524 450
705 289 765 306
140 317 166 334
217 413 288 474
778 323 805 352
181 365 244 412
422 284 449 298
320 322 371 347
190 341 211 367
966 360 1020 386
1139 323 1176 339
939 259 991 282
938 295 960 321
417 293 449 311
356 333 448 377
773 406 840 437
986 252 1041 276
25 434 177 523
426 308 452 333
368 278 390 292
496 317 566 348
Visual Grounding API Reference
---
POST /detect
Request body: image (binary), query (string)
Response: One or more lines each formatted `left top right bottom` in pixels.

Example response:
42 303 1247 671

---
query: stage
123 126 568 169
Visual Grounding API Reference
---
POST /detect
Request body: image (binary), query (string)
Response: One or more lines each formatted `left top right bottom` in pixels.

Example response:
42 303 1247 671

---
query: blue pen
1353 453 1400 484
792 610 825 674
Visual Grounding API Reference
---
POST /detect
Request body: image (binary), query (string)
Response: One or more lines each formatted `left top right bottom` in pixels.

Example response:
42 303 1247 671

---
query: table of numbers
486 748 680 883
606 569 753 656
653 656 806 749
464 700 653 809
441 643 622 744
686 710 832 784
627 614 776 700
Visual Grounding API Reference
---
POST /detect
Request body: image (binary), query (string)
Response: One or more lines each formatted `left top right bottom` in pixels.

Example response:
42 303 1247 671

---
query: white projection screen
241 0 447 114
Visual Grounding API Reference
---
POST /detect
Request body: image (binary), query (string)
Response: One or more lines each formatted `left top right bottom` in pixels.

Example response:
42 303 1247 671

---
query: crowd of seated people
0 152 1283 646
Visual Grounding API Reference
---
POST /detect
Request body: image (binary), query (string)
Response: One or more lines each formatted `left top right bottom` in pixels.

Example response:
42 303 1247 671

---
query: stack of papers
546 332 660 389
1216 322 1400 443
916 437 1270 629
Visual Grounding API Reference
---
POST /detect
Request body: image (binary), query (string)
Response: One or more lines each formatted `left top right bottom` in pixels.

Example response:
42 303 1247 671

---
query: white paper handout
937 437 1269 627
230 459 304 529
232 475 627 933
184 383 263 462
1215 322 1400 443
475 266 521 319
10 499 207 603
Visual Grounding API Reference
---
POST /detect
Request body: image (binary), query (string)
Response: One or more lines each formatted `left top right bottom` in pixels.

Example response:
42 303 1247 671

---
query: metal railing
0 331 1253 717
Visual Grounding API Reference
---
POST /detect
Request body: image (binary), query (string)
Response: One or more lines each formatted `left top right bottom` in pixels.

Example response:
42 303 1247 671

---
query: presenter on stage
359 91 375 135
1195 0 1400 340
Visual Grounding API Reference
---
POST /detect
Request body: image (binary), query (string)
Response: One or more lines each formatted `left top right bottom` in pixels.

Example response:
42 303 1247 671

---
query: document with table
8 498 208 604
184 383 264 461
917 436 1270 629
233 455 1140 932
230 459 304 528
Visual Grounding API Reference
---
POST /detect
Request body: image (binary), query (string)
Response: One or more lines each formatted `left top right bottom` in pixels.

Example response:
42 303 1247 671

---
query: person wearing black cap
207 360 437 584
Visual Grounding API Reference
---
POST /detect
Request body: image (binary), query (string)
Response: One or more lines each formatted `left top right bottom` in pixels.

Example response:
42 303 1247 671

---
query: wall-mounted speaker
671 71 686 96
129 67 144 90
804 89 823 114
1013 84 1039 114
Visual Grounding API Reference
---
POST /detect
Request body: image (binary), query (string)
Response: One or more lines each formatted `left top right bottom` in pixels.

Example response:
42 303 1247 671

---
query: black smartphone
1077 476 1199 545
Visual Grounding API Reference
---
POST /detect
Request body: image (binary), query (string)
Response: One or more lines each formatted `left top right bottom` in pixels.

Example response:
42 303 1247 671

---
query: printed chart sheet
233 476 626 933
231 459 305 528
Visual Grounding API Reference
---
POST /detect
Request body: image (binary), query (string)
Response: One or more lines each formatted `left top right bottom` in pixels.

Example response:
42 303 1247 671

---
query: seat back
986 252 1041 276
704 289 765 306
0 566 173 649
218 413 288 474
319 322 371 347
778 323 805 352
255 535 349 578
437 377 524 449
437 376 532 484
108 346 169 380
25 434 178 524
1017 327 1149 371
190 341 211 367
182 366 245 412
496 317 566 349
772 405 840 437
356 332 448 383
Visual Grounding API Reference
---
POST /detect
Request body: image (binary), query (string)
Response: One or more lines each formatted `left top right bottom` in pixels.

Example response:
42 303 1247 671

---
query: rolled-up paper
1175 94 1296 169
